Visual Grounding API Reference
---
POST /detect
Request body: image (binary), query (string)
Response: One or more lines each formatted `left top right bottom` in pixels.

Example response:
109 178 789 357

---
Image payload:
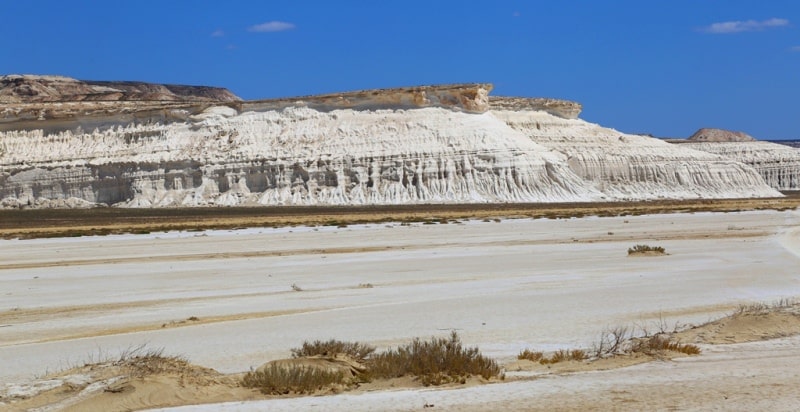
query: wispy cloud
248 21 295 33
211 29 225 37
790 46 800 52
702 18 789 34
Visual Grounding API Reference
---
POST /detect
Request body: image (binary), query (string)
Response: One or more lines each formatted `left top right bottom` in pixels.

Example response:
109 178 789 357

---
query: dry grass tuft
633 335 700 355
113 345 191 378
735 298 796 315
241 364 347 395
539 349 587 364
366 331 501 385
517 349 543 362
628 244 666 255
243 332 500 393
291 339 376 362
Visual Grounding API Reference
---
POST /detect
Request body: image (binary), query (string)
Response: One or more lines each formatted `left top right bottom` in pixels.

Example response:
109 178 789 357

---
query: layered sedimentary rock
492 110 780 200
489 96 582 120
0 106 603 207
244 83 493 114
0 76 242 134
0 74 240 103
0 76 784 208
678 141 800 190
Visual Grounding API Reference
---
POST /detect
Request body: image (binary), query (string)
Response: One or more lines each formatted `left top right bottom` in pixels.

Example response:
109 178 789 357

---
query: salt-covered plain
2 210 800 410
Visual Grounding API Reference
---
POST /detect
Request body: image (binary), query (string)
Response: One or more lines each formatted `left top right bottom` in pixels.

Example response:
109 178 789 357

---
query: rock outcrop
0 75 242 135
492 110 779 200
677 141 800 190
0 75 241 103
688 128 756 143
0 105 603 208
243 83 493 113
0 76 784 208
489 96 582 119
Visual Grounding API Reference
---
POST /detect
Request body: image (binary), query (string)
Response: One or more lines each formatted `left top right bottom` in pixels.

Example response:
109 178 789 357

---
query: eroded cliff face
243 83 493 113
0 106 602 208
489 96 582 119
492 109 780 200
0 75 243 135
679 142 800 190
0 77 784 208
0 75 241 103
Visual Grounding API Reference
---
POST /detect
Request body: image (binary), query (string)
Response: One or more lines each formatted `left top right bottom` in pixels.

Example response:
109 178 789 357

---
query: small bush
592 326 633 357
735 298 795 315
241 364 347 395
113 346 189 378
517 349 543 362
540 349 587 364
627 244 665 255
291 339 376 361
633 335 700 355
366 331 501 385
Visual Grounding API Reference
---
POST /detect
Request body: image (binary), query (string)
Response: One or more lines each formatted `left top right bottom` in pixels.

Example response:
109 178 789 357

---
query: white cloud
211 29 225 37
790 46 800 52
248 21 295 33
702 18 789 34
512 11 521 17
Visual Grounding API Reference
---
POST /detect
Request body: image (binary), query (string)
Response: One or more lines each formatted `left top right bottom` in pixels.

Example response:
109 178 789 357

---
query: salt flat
1 210 800 408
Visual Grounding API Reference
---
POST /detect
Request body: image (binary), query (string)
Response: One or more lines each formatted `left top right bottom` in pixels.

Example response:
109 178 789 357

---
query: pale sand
1 210 800 410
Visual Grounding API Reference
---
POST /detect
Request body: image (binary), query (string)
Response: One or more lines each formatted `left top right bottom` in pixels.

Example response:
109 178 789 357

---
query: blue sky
2 1 798 139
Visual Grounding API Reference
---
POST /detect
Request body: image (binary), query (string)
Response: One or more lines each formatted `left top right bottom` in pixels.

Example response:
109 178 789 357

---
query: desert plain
2 201 800 411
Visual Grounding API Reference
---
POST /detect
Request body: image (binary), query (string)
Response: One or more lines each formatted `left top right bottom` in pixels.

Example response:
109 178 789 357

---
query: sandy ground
2 209 800 410
152 336 800 412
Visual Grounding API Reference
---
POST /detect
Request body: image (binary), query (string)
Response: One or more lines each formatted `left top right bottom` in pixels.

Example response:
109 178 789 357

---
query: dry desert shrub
539 349 587 364
627 244 666 255
517 349 543 362
113 345 191 378
243 332 500 393
735 298 796 315
366 331 501 385
518 347 585 364
633 335 701 355
241 363 347 395
291 339 376 362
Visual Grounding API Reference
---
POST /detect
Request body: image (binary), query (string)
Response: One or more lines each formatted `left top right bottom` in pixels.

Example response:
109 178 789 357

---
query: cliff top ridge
0 74 241 103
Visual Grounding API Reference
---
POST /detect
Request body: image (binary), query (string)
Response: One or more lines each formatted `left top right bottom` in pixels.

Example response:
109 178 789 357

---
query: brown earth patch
1 194 798 240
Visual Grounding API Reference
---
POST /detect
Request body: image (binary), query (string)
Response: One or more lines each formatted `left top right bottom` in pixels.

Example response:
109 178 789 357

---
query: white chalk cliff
678 140 800 191
0 77 782 208
492 107 779 200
